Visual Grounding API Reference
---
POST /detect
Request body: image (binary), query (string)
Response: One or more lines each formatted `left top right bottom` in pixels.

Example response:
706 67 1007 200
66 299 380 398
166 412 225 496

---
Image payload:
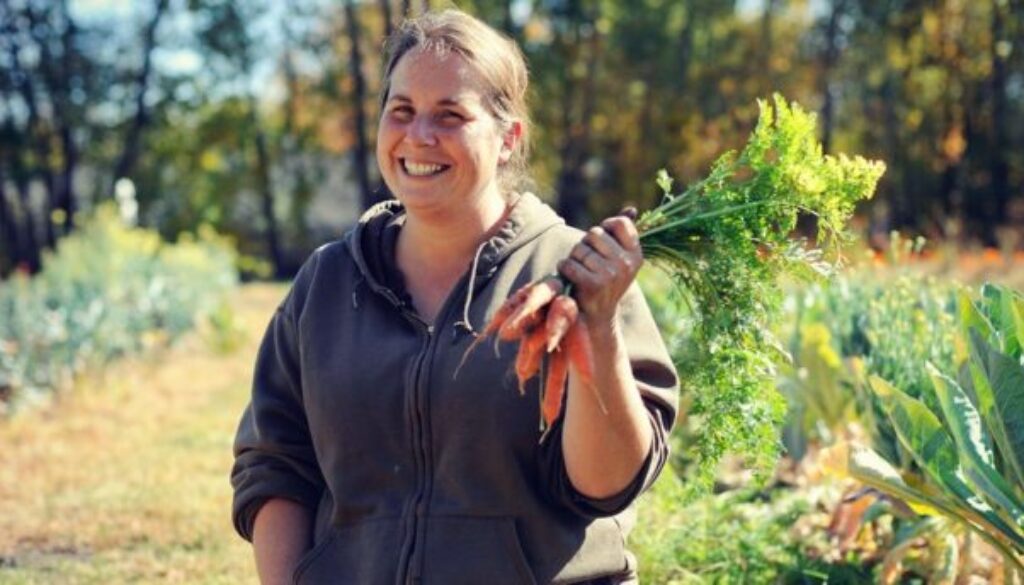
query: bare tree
345 0 379 210
989 0 1010 228
380 0 394 38
819 0 849 154
112 0 171 193
555 0 601 228
0 161 23 274
5 6 57 249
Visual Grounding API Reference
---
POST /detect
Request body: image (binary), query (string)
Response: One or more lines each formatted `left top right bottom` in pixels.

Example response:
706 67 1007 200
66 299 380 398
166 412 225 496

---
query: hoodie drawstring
452 239 489 338
351 275 365 310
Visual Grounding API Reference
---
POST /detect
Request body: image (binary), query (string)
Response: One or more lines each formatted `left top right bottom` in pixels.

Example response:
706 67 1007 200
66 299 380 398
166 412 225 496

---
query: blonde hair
380 10 532 193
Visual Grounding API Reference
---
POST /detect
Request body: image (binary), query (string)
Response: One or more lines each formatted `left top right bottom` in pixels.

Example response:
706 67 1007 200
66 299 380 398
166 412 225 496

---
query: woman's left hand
557 213 643 329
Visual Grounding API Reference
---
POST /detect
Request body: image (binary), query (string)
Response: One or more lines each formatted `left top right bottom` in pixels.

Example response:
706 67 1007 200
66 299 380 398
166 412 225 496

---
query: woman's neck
398 193 510 273
394 192 512 323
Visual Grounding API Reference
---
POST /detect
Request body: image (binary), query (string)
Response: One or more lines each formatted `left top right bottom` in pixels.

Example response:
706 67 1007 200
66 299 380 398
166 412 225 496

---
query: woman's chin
393 190 451 217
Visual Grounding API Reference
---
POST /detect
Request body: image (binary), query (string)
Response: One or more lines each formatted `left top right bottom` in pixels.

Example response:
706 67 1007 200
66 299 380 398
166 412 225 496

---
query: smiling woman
376 50 514 228
230 9 679 585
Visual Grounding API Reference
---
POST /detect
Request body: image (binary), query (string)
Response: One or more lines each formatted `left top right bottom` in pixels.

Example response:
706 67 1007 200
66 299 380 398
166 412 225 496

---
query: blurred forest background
1 0 1022 279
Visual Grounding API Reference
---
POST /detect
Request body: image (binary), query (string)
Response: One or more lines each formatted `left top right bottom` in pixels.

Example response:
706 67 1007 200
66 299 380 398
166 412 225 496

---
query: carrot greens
636 95 885 495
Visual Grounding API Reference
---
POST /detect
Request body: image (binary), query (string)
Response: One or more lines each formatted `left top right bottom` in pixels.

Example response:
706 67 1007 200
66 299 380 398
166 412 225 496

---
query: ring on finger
573 246 591 264
584 249 607 272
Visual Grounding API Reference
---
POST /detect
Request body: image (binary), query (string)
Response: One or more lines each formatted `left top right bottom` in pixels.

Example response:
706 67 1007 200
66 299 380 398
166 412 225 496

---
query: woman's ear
498 120 523 165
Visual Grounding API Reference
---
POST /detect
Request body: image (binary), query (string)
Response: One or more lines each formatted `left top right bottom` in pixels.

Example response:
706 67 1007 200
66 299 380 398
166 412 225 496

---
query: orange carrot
564 320 608 415
515 324 548 395
542 349 569 426
483 283 532 336
498 277 564 341
544 295 579 353
454 284 533 378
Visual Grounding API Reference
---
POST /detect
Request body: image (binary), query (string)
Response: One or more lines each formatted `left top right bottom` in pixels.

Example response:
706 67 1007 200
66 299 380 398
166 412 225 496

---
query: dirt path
0 284 286 584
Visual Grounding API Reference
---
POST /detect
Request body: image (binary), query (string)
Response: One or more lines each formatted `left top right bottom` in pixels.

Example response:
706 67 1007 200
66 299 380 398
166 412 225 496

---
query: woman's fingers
600 216 641 252
557 214 644 325
569 244 609 275
558 256 602 288
582 226 621 259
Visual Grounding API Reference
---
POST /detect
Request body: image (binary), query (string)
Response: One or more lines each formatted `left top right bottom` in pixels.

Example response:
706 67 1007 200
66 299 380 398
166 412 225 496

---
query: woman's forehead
388 48 488 104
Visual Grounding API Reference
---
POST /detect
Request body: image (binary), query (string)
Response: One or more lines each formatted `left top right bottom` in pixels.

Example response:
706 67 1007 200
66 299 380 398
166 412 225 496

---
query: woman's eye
437 111 464 125
389 107 413 120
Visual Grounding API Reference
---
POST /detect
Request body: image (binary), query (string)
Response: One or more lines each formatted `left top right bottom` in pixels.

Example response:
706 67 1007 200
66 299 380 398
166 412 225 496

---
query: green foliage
637 95 885 496
825 283 1024 579
782 267 960 468
777 321 855 461
634 473 811 584
0 204 239 413
634 471 876 584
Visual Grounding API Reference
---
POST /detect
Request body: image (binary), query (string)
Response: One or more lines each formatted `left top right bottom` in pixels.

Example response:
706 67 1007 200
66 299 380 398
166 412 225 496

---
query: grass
0 284 286 584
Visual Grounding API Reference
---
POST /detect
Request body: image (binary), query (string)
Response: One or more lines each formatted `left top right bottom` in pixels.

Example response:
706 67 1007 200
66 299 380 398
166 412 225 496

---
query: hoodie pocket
293 517 402 585
420 516 538 585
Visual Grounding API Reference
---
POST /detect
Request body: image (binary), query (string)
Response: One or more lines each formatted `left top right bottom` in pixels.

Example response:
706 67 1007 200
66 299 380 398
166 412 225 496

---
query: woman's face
377 48 516 219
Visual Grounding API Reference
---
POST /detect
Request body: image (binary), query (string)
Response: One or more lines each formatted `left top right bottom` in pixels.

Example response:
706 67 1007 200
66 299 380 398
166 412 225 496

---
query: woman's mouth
401 158 450 177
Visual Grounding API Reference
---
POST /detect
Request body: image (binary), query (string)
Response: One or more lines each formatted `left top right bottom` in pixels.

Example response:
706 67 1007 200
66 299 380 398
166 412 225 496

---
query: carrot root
544 295 579 353
515 324 548 395
565 320 608 415
454 284 533 379
499 277 563 341
542 349 569 426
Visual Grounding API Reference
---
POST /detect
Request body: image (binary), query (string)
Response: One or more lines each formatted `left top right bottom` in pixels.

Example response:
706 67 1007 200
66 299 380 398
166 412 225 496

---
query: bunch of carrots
474 96 886 482
466 275 595 430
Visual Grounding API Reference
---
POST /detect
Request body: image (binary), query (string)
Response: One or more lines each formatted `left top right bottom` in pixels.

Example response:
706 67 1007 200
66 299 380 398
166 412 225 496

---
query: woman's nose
406 115 437 146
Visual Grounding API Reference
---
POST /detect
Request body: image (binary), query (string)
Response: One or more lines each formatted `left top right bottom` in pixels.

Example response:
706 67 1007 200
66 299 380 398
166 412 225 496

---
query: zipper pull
426 324 434 336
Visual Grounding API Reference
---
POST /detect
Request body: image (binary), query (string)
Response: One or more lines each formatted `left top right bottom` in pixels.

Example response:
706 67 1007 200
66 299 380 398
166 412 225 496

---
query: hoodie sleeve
537 282 678 518
230 284 326 542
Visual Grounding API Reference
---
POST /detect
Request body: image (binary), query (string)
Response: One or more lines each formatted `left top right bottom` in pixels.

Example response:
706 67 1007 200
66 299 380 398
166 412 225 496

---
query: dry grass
0 283 287 584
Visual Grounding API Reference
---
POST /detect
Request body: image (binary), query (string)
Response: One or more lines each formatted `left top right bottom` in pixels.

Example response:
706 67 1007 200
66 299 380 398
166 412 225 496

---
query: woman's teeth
403 160 447 177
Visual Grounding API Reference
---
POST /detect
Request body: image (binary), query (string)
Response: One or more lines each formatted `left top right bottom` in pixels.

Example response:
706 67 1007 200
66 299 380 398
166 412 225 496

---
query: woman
231 10 678 584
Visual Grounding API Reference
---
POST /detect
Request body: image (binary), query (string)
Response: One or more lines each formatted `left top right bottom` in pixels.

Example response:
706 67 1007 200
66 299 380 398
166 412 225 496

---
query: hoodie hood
345 192 565 312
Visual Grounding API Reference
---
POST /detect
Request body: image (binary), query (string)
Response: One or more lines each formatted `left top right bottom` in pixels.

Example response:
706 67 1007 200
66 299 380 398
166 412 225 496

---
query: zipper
395 276 475 585
395 314 432 585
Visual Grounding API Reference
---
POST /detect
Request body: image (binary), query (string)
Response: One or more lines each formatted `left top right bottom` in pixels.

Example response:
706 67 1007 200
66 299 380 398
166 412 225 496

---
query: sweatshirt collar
346 192 564 312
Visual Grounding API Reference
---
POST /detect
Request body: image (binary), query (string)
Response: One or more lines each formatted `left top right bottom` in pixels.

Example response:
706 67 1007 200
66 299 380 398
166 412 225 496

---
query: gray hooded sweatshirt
231 193 679 584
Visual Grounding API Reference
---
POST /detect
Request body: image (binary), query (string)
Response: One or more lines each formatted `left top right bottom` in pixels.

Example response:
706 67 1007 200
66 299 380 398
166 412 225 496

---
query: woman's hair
380 10 532 194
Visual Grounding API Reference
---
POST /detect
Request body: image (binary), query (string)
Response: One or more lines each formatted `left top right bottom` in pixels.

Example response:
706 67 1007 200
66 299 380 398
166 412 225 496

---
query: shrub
0 205 238 413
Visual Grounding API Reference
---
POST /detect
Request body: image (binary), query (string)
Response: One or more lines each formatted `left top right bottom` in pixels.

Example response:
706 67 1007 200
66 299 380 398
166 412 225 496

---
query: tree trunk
557 1 602 226
51 0 77 234
881 75 907 229
989 0 1009 231
554 1 586 227
9 170 41 273
380 0 393 39
760 0 780 92
281 47 314 248
0 165 20 274
503 0 514 36
820 0 847 155
676 0 695 93
248 95 285 278
12 8 58 248
345 0 379 210
111 0 170 193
